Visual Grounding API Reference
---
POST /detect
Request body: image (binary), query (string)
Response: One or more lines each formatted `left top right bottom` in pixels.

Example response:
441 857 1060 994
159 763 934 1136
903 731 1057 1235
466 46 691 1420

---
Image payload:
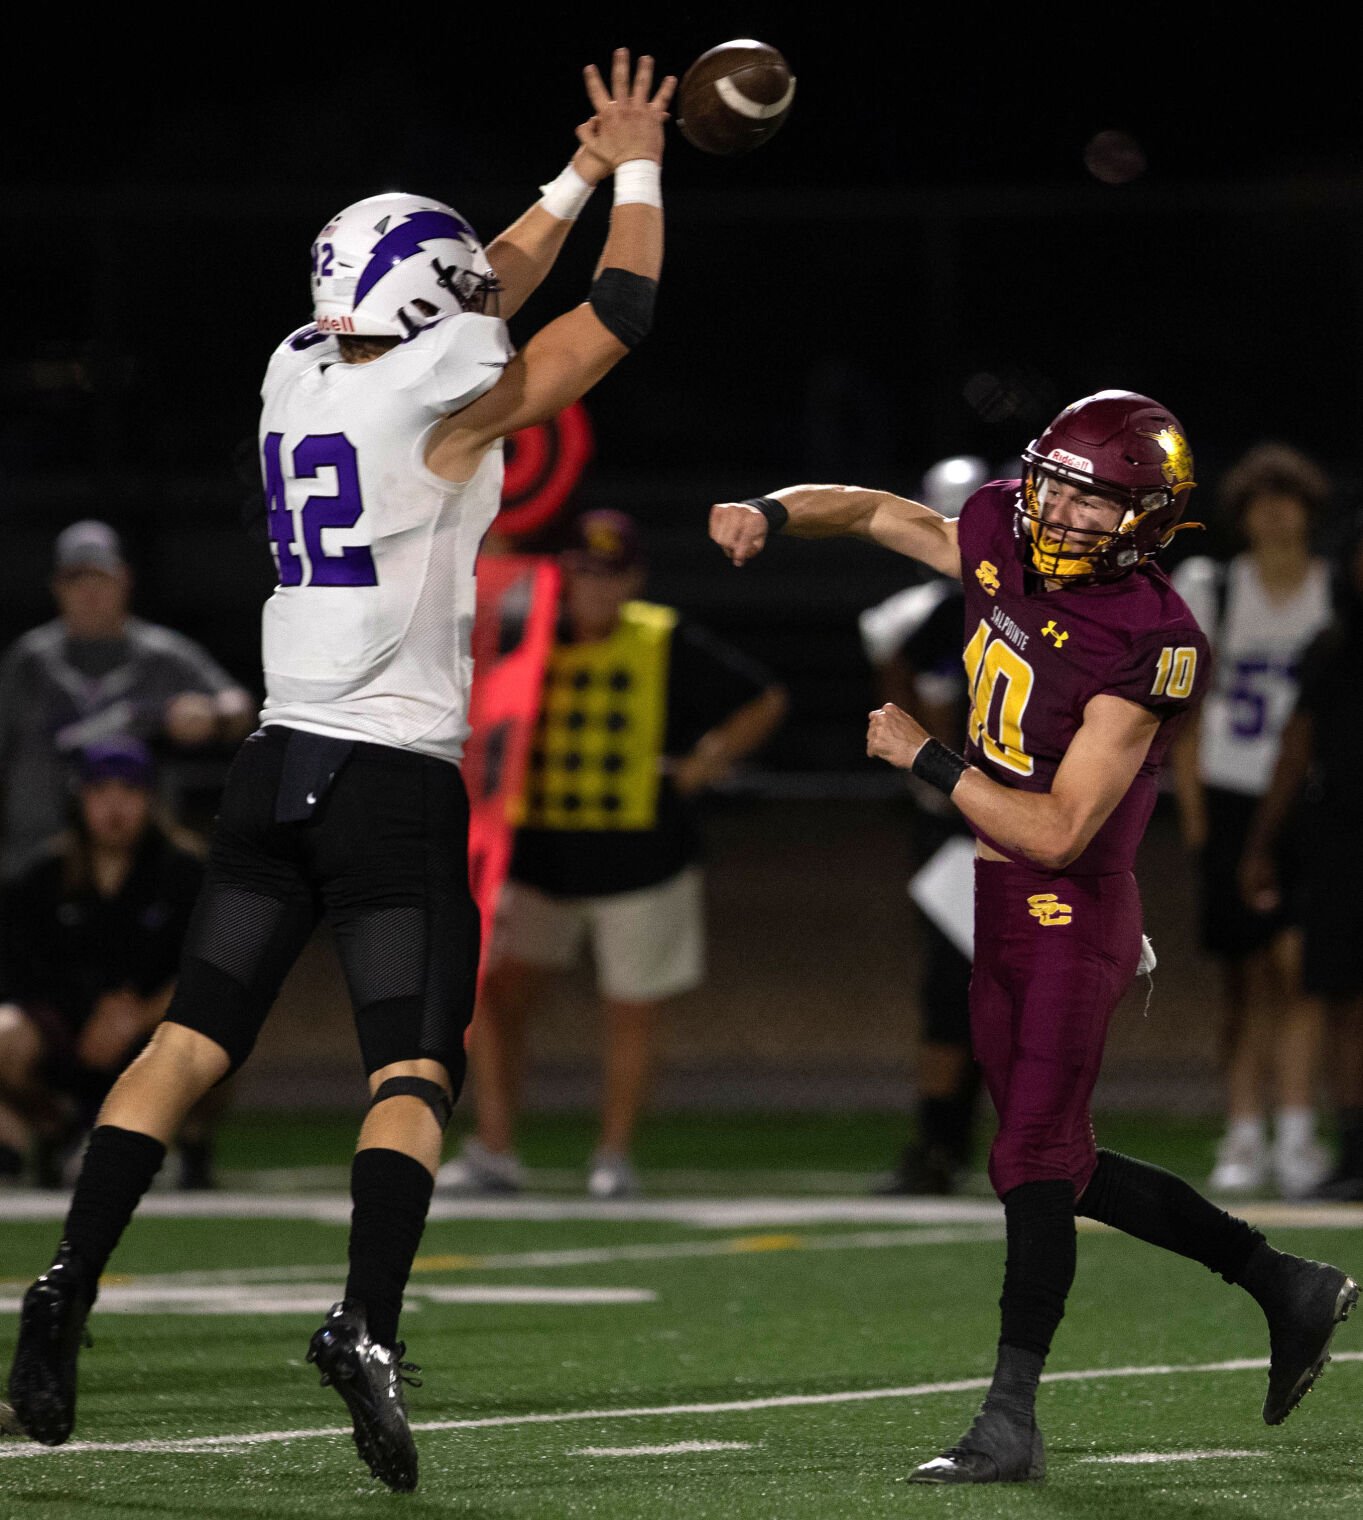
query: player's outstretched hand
867 703 929 770
579 49 676 170
709 502 771 566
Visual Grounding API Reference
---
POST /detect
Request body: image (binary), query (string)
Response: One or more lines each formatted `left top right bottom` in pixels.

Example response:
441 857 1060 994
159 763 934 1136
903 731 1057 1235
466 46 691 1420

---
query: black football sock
344 1147 435 1349
1076 1149 1263 1281
984 1343 1046 1422
996 1178 1077 1399
60 1125 167 1295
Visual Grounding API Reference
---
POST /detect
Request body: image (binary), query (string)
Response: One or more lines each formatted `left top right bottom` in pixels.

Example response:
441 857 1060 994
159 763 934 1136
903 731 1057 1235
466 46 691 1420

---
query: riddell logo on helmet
1047 448 1094 473
315 315 357 334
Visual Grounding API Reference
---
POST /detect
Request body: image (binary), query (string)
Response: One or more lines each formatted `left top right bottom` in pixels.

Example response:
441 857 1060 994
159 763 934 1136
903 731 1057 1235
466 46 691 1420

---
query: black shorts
1197 786 1296 959
163 726 480 1083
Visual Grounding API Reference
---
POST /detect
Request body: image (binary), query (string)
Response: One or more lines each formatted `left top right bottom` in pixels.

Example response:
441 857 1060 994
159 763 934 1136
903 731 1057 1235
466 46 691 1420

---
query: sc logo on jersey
1027 892 1073 927
975 561 1001 597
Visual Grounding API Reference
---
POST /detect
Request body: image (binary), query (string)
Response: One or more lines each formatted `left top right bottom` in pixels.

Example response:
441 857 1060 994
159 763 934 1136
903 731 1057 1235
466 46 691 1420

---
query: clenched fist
709 502 770 566
867 703 929 770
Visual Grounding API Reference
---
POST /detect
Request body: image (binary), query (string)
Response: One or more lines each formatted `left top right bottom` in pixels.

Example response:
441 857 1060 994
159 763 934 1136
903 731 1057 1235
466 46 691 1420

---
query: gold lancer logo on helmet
1027 892 1073 927
1144 426 1195 490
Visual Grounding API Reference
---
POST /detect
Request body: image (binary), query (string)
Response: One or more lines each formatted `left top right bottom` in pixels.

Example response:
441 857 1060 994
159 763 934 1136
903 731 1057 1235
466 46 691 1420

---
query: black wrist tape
912 737 969 796
589 267 657 348
742 496 789 531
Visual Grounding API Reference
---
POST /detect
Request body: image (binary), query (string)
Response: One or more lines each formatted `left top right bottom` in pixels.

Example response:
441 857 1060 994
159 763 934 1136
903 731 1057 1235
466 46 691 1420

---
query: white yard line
6 1191 1359 1229
570 1441 757 1457
0 1192 1009 1226
2 1353 1358 1461
52 1225 1002 1292
0 1284 658 1316
1080 1449 1263 1465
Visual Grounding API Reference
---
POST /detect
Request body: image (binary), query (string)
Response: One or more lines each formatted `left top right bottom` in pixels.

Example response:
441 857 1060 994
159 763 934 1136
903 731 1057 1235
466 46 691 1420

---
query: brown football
676 40 796 156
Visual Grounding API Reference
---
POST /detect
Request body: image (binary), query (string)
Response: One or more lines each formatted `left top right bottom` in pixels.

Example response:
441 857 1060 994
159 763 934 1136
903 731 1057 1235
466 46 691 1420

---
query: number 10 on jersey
963 620 1036 776
262 432 379 589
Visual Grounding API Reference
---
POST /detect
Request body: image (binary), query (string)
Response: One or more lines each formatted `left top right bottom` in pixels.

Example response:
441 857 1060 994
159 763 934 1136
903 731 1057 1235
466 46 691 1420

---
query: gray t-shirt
0 617 242 876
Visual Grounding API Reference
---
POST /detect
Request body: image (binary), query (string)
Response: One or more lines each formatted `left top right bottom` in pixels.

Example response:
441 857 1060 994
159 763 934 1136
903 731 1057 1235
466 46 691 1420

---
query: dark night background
5 9 1362 771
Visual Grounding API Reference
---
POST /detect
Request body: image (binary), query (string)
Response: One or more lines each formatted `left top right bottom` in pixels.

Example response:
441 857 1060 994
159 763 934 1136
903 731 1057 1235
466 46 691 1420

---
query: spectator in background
1242 518 1363 1198
0 521 255 878
0 738 217 1188
1171 445 1334 1197
440 511 787 1198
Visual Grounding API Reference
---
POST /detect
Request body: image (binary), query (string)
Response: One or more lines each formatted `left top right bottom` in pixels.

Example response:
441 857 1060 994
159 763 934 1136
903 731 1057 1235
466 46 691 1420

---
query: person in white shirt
1171 444 1333 1198
7 51 674 1494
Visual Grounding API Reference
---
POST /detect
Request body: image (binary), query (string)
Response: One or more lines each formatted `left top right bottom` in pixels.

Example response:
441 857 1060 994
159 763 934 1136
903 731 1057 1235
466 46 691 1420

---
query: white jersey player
1175 552 1331 795
8 52 677 1496
1169 445 1335 1203
258 301 512 760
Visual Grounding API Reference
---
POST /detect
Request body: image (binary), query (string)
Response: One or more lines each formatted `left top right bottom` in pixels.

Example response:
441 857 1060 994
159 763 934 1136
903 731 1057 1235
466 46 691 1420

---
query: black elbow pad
588 268 657 348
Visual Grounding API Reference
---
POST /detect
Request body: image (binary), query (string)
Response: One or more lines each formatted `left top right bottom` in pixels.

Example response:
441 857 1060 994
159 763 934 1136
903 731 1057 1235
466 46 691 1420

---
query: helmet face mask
1017 390 1196 584
311 192 502 339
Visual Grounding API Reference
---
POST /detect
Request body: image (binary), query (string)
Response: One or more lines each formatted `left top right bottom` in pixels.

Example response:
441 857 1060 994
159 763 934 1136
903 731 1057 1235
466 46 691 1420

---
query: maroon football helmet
1018 390 1197 583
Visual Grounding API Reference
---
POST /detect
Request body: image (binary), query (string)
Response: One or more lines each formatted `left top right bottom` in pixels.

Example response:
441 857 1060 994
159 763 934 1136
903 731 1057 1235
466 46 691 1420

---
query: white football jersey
256 313 512 763
1174 553 1332 794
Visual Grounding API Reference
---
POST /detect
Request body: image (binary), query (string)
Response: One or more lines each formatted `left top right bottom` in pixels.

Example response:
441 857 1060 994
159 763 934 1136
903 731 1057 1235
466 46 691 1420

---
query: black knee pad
167 883 316 1076
369 1075 453 1130
163 959 266 1075
338 894 477 1084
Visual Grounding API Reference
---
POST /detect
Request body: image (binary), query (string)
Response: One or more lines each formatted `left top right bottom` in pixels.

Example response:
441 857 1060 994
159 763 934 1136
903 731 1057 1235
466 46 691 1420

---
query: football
676 40 796 156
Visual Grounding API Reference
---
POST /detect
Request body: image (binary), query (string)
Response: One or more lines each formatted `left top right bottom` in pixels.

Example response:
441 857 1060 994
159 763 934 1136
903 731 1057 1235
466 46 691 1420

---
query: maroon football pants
970 860 1143 1199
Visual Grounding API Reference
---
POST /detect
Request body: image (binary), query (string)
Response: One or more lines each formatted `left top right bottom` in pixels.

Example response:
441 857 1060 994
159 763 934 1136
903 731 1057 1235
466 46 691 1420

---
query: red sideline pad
464 554 561 1005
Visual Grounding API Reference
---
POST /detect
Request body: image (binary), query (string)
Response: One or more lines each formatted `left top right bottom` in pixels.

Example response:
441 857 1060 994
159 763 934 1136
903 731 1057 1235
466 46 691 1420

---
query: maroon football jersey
956 481 1209 874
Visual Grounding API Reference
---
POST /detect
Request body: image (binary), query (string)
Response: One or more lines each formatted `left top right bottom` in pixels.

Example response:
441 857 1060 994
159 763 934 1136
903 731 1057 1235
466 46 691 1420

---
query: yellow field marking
725 1234 804 1254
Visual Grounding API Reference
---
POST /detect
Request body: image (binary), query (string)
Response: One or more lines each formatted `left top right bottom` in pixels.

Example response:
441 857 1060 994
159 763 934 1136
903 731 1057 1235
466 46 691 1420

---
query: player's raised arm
482 62 627 319
426 51 674 482
709 486 962 579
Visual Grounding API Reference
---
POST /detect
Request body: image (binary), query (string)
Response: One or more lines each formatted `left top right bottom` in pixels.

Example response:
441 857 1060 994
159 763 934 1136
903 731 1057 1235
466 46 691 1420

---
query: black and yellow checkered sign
520 601 677 830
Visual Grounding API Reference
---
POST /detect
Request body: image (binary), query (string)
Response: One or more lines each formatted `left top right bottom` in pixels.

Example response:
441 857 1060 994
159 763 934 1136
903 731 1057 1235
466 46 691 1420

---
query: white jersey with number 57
256 312 512 762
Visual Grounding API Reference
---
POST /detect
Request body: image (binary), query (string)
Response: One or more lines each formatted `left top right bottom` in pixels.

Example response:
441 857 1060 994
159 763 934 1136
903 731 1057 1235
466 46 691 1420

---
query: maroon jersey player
710 390 1357 1487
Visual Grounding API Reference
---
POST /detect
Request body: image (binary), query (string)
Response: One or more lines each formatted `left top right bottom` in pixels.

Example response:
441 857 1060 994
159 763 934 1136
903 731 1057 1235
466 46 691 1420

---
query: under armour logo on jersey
1041 619 1069 648
1027 892 1073 926
975 561 1000 597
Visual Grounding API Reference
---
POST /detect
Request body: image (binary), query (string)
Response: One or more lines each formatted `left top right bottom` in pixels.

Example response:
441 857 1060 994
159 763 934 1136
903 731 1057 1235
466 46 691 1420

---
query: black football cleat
909 1402 1045 1484
1255 1252 1358 1425
7 1242 94 1446
307 1299 421 1492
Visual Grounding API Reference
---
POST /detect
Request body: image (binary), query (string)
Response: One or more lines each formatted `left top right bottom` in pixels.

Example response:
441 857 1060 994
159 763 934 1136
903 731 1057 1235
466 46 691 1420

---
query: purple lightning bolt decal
353 210 478 307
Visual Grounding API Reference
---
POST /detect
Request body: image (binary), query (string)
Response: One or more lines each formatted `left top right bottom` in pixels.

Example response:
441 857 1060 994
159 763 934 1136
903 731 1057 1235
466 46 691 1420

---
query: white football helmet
920 455 990 519
311 192 499 339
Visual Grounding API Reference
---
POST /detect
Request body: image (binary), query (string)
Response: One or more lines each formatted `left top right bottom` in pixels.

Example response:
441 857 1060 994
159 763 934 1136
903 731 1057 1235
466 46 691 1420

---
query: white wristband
537 162 594 222
614 159 663 208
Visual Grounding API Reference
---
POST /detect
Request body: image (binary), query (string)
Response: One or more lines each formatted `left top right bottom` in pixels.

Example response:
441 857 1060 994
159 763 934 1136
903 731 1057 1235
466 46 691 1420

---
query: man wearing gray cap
0 521 255 877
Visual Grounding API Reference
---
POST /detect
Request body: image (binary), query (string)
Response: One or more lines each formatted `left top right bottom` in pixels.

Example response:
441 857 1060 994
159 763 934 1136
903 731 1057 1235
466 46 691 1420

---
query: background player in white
1171 445 1333 1196
7 51 674 1494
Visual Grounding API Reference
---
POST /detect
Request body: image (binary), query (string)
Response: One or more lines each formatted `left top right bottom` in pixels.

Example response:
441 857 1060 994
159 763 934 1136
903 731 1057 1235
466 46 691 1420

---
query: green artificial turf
1 1113 1358 1517
213 1107 1229 1191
